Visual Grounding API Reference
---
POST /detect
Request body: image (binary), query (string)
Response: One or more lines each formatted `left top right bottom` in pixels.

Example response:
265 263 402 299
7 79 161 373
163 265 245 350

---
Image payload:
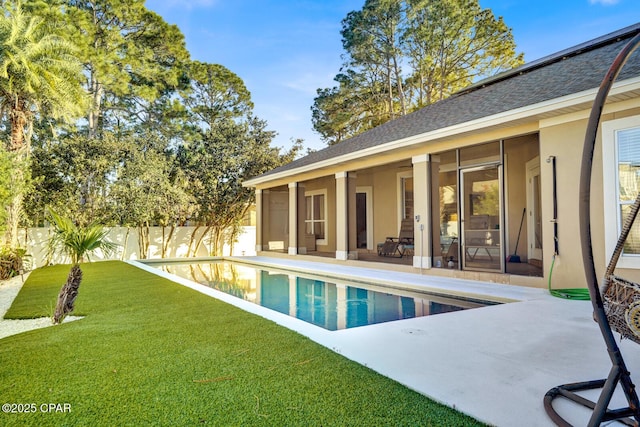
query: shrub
0 246 29 280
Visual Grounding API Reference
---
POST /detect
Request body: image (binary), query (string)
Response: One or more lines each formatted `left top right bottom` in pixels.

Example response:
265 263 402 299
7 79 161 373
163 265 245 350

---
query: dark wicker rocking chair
543 31 640 426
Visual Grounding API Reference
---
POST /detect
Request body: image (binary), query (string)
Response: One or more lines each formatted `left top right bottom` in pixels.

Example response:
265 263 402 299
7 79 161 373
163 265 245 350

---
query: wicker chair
543 31 640 426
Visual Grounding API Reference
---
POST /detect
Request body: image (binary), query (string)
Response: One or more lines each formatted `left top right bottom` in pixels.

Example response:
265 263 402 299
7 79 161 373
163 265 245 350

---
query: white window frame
305 189 328 246
397 171 413 230
602 114 640 269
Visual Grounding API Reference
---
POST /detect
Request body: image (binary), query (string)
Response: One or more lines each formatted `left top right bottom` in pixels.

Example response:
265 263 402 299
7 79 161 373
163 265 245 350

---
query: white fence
17 226 257 268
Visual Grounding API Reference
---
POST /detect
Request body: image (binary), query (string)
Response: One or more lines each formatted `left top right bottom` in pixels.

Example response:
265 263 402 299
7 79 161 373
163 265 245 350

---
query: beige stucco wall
301 175 336 252
540 119 589 289
370 165 404 245
538 105 640 289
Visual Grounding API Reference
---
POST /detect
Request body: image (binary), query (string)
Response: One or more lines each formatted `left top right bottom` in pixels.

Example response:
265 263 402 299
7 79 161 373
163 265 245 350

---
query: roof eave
243 77 640 189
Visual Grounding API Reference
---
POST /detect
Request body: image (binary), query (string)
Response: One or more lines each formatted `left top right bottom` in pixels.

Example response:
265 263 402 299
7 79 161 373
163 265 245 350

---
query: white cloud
147 0 217 11
588 0 619 5
283 72 330 96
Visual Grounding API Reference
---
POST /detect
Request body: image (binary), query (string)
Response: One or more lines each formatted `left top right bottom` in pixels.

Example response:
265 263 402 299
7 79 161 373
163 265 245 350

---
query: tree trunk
193 225 212 257
5 107 28 248
386 56 394 119
161 226 165 257
229 233 235 256
4 166 24 248
161 225 175 258
53 264 82 324
5 194 21 249
211 227 222 256
88 67 103 138
121 227 130 261
8 108 26 152
393 55 406 115
187 225 202 257
137 224 150 259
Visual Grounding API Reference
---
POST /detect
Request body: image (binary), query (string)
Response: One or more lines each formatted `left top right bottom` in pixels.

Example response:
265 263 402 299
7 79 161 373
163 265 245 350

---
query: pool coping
139 255 549 304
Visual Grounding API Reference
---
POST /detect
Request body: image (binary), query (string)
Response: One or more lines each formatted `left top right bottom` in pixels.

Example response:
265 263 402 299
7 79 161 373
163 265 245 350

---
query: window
305 190 327 244
603 115 640 268
397 171 414 223
403 177 414 219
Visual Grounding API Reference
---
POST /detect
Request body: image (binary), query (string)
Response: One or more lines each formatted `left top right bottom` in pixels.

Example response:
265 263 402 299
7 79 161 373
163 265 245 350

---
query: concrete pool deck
134 256 640 427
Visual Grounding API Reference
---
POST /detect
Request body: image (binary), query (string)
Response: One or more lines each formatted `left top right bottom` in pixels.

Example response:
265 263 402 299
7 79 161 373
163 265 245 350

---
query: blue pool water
153 261 495 331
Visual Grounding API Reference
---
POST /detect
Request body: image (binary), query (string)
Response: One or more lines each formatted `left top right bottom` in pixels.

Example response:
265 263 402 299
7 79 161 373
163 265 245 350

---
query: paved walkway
137 257 640 427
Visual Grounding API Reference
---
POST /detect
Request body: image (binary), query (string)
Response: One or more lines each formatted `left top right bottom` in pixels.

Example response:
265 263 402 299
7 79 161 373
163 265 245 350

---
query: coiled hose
548 254 591 300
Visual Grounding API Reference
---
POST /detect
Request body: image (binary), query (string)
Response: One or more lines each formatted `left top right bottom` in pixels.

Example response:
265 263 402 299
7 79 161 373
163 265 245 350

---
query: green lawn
0 261 484 426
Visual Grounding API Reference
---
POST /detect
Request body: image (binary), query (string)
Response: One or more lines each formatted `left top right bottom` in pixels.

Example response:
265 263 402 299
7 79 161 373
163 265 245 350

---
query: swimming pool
150 260 497 331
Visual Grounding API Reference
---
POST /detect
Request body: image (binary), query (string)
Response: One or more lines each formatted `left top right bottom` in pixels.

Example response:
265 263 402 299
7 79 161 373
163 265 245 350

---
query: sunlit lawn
0 261 484 426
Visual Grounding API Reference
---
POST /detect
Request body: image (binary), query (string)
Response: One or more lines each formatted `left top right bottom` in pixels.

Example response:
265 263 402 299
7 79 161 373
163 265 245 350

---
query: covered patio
253 133 544 284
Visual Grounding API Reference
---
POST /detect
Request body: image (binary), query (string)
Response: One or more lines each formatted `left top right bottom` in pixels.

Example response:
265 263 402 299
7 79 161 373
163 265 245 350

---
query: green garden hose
548 254 591 300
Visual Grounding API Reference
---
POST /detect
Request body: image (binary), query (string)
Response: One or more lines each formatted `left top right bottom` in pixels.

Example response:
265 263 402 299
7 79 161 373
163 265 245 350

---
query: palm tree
46 208 117 324
0 2 86 247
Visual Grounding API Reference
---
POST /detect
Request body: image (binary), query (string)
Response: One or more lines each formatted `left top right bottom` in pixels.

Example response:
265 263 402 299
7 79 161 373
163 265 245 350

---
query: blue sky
145 0 639 152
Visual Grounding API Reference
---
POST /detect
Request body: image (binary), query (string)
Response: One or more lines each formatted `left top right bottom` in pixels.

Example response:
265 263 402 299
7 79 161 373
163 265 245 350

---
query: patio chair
378 218 414 258
543 31 640 427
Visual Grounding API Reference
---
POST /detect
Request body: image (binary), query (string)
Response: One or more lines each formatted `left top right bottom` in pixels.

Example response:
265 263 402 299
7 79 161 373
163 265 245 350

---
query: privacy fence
18 226 257 269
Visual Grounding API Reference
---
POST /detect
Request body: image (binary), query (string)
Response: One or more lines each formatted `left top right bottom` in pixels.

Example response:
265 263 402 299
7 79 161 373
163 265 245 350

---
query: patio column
335 172 358 260
262 189 271 250
348 173 358 259
287 182 306 255
255 189 263 252
412 155 432 269
297 184 307 254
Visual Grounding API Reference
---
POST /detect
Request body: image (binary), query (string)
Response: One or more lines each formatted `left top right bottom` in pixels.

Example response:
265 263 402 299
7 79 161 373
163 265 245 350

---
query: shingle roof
252 23 640 181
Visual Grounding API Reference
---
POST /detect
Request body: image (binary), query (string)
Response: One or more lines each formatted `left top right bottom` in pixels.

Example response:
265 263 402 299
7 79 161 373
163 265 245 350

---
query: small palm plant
46 208 117 324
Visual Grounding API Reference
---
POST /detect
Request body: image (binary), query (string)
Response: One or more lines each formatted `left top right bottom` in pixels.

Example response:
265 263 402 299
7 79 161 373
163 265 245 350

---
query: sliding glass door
460 165 503 272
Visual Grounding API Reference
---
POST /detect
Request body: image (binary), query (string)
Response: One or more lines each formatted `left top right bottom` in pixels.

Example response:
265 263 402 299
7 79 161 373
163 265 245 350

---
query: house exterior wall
538 104 640 289
289 166 410 254
248 78 640 289
301 175 336 253
371 166 403 245
539 119 590 289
